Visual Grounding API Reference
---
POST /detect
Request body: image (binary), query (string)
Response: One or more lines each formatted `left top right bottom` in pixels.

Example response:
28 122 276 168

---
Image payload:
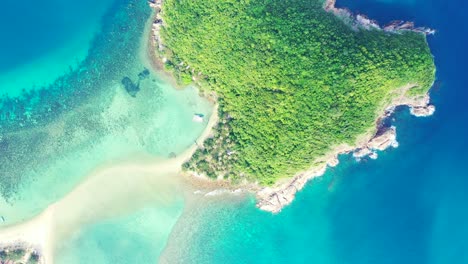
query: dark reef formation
121 77 140 97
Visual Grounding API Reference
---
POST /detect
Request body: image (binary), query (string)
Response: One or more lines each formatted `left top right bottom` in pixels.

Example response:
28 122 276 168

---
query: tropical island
0 0 446 262
148 0 436 212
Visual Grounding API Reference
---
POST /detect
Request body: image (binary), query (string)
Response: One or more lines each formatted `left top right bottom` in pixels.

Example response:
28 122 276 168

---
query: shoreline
145 3 182 90
146 0 436 213
146 1 254 195
146 1 217 102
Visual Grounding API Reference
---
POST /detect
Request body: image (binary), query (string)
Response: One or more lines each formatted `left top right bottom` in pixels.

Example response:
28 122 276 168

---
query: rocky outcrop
367 127 398 151
384 20 436 35
356 14 380 30
148 0 165 53
410 104 436 117
353 147 373 159
147 0 159 9
390 91 436 117
353 127 398 160
256 165 328 213
324 0 435 35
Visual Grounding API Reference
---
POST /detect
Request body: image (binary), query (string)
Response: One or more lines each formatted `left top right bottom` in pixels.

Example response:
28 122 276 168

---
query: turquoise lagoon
1 0 468 263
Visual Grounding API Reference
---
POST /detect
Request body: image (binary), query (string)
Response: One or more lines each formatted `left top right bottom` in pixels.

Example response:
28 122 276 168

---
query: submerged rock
138 68 150 80
121 77 140 97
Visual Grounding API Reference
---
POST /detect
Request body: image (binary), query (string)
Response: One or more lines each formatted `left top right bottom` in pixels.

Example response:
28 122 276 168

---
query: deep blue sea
162 0 468 263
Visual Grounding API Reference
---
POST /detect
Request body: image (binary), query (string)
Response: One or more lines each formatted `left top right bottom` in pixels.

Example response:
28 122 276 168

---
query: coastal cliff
149 0 436 213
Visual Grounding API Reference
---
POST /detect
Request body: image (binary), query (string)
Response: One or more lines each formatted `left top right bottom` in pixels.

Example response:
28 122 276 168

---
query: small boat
192 113 204 123
1 216 5 222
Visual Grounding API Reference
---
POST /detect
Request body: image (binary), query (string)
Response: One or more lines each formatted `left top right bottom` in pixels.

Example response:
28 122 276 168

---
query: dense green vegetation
162 0 435 184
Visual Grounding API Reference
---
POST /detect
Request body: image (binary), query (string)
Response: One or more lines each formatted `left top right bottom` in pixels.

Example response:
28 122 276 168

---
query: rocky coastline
255 88 435 213
147 0 436 213
148 0 164 54
324 0 435 35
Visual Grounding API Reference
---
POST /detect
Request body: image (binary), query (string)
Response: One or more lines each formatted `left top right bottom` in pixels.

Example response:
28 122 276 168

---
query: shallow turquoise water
162 0 468 263
56 202 184 264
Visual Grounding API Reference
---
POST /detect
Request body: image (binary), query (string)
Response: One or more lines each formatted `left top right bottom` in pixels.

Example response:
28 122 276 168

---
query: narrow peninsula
149 0 435 212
